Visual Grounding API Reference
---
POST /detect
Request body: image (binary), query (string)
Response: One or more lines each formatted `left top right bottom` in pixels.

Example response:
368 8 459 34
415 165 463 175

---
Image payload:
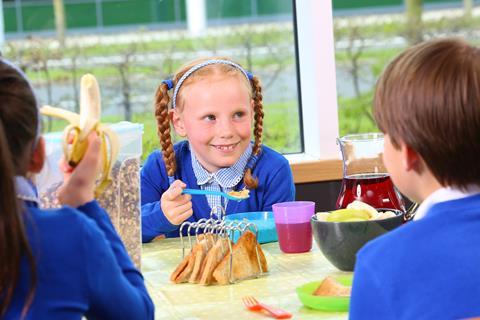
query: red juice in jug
336 173 405 210
275 222 312 253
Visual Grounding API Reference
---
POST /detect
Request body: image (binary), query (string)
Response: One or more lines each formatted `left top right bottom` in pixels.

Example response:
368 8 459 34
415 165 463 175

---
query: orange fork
242 296 292 319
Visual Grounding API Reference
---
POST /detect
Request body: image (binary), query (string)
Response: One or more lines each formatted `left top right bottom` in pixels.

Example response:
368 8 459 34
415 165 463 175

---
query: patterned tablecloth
141 238 351 320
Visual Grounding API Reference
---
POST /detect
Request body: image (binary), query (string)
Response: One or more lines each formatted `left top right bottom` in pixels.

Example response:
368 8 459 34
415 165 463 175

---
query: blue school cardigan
140 141 296 242
5 200 154 320
350 194 480 319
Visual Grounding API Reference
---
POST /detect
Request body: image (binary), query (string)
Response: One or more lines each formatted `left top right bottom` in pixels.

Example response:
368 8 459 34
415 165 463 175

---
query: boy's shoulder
358 194 480 267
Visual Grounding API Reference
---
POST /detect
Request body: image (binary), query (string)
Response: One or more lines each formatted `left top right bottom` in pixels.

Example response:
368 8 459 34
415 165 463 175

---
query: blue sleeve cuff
141 201 179 242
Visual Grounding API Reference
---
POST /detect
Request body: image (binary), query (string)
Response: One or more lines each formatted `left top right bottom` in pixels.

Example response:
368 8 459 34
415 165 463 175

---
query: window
1 0 306 159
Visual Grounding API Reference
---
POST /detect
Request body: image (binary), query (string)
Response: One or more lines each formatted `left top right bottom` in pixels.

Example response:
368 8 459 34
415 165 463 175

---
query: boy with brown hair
349 38 480 319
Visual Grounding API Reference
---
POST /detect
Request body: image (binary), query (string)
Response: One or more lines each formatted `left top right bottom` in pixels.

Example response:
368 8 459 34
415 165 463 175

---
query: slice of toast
199 237 230 285
171 238 209 284
213 231 268 285
172 250 196 284
188 238 211 284
170 253 190 283
313 276 351 296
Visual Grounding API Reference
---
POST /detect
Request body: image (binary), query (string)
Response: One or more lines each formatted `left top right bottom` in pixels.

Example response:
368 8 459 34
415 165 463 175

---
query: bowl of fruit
311 201 406 271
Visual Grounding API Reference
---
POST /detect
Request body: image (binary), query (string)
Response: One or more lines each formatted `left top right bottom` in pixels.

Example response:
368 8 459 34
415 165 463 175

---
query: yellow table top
141 238 351 320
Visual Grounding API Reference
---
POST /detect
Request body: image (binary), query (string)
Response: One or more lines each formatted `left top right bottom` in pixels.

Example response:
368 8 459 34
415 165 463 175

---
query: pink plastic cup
272 201 315 253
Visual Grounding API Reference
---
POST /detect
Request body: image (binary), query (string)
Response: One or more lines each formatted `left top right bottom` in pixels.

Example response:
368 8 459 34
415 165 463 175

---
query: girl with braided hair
141 57 295 242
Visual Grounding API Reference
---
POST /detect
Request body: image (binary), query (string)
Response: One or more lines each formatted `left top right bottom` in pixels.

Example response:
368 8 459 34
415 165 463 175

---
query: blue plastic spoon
182 188 249 201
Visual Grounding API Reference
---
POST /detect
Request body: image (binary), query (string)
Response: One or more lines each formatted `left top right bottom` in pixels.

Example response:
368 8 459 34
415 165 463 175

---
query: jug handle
403 203 418 222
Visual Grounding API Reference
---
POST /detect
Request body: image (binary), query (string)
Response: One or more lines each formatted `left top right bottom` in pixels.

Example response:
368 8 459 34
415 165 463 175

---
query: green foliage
338 92 379 136
262 101 301 153
26 13 480 162
43 100 302 163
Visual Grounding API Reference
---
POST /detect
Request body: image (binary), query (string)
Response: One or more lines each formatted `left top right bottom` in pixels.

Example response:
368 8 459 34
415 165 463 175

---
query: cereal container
38 122 144 268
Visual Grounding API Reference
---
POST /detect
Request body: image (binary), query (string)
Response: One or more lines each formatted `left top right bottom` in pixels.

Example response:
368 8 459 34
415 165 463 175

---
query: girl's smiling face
172 74 253 173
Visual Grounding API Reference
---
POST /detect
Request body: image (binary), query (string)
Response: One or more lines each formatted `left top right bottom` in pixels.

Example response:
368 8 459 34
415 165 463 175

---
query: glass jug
336 133 405 211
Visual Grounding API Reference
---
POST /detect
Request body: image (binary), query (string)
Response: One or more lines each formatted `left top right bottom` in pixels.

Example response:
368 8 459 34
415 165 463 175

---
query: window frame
287 0 342 183
290 0 339 162
0 0 341 181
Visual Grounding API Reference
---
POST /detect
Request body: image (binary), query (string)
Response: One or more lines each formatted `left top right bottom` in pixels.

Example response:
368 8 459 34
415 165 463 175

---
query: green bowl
295 275 353 312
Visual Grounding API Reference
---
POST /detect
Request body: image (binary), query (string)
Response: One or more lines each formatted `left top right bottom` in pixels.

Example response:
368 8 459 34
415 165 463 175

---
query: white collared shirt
190 143 252 210
413 184 480 220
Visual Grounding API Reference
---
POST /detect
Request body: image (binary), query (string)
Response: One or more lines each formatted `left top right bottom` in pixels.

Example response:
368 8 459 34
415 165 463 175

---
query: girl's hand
57 132 102 207
161 180 193 225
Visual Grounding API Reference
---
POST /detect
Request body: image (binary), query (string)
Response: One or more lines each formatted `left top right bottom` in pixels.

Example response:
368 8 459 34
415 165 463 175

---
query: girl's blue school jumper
350 194 480 319
5 200 154 319
141 141 295 242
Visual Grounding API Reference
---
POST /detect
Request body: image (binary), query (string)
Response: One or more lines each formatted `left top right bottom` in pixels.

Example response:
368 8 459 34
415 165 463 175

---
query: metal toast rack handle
179 206 267 284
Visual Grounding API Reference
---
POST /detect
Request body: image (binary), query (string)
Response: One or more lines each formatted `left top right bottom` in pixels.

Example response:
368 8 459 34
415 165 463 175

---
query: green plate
295 275 353 312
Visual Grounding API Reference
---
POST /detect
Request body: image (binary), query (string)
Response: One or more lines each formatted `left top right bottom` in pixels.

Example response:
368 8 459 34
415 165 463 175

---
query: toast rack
177 206 267 284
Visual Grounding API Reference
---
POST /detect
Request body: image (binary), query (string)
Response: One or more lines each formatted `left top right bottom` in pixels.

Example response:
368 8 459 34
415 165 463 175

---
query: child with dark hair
141 57 295 242
0 58 154 319
350 38 480 318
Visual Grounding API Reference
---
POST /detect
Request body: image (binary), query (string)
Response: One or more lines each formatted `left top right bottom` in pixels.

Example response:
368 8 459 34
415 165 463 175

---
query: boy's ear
400 142 421 172
171 109 187 137
28 136 45 174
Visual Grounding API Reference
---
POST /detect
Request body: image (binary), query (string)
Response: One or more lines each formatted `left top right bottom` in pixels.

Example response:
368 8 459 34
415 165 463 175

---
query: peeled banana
41 74 119 197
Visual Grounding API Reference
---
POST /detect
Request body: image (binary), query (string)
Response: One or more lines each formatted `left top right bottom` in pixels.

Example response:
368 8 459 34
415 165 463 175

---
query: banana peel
41 74 119 197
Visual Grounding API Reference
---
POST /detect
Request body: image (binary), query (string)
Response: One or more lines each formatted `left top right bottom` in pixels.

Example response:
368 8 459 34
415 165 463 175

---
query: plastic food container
225 211 277 244
38 121 143 268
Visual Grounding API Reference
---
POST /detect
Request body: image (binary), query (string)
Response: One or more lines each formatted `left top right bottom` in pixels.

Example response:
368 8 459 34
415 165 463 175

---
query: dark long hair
0 59 38 317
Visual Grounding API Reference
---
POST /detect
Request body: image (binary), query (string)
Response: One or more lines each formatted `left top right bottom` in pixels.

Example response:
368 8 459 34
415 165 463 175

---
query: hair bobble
246 71 254 81
162 79 174 90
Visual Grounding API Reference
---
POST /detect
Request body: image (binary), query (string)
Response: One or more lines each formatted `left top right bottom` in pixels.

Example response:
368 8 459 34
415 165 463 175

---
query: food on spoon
228 188 250 199
41 74 119 197
315 200 399 222
313 276 351 296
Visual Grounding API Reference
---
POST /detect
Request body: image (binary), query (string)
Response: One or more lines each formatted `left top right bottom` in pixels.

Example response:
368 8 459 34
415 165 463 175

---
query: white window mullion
292 0 339 161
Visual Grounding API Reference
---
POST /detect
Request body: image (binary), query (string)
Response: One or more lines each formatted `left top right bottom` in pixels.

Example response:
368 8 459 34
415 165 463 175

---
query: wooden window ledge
290 159 343 184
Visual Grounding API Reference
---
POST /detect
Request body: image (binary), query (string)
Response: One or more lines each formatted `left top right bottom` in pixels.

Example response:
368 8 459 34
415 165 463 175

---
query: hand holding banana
41 74 119 197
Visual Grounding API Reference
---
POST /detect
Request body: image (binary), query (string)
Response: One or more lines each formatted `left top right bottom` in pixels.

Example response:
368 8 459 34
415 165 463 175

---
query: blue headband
169 59 254 109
